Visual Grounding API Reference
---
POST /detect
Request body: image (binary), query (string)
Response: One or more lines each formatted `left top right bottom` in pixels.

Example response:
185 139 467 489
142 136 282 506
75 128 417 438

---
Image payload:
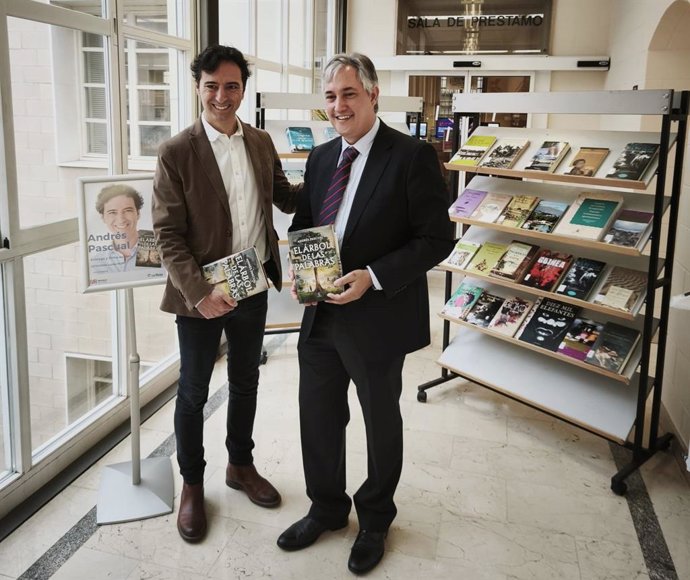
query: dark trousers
174 292 268 484
298 306 405 532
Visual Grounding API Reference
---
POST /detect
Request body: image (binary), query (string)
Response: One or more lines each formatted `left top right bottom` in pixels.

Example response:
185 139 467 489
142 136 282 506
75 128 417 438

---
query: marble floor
1 277 689 580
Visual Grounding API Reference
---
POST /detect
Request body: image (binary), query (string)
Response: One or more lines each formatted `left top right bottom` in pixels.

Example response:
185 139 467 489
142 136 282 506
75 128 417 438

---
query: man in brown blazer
152 45 298 543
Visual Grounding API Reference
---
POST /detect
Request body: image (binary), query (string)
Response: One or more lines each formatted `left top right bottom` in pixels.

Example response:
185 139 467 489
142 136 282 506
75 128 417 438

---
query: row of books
449 188 653 248
442 287 640 374
449 136 660 182
443 239 647 313
285 126 339 152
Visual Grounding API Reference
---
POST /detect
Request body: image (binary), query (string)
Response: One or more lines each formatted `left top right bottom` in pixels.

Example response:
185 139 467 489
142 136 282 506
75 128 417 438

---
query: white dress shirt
201 113 268 262
332 118 383 290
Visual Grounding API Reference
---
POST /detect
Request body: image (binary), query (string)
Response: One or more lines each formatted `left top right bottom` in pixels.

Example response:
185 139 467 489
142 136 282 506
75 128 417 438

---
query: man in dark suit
277 53 454 574
152 45 298 543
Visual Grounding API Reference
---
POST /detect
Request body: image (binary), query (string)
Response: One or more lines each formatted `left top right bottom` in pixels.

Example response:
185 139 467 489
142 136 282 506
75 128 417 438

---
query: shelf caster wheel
417 390 427 403
611 479 627 496
260 350 268 365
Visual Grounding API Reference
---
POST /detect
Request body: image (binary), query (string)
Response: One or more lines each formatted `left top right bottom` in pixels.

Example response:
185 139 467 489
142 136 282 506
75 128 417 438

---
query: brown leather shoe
177 482 207 543
226 463 281 508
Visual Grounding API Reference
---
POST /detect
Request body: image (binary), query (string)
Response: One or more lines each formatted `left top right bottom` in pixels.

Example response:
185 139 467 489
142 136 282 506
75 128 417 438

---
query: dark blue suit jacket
290 121 455 358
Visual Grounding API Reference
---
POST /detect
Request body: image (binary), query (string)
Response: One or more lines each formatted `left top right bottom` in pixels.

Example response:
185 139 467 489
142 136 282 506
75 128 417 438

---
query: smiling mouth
335 114 352 120
214 104 231 110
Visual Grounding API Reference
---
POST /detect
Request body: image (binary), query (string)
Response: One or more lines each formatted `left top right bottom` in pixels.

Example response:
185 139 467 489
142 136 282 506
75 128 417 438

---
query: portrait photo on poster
78 174 167 293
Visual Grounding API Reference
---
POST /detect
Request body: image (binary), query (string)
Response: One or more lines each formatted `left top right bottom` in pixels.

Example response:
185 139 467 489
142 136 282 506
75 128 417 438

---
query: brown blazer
152 118 298 317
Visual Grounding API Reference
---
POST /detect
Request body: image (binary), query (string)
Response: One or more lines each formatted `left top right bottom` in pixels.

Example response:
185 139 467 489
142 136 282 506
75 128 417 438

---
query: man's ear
370 86 380 108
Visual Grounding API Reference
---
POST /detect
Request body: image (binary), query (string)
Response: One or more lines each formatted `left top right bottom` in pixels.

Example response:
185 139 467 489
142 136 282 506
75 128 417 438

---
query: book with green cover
554 192 623 240
449 135 497 167
202 246 269 301
441 282 485 320
465 242 509 277
442 239 481 270
285 126 315 152
288 225 343 303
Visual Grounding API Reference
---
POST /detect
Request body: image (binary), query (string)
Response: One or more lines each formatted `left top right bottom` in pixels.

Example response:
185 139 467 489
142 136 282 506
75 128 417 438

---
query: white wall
346 0 690 454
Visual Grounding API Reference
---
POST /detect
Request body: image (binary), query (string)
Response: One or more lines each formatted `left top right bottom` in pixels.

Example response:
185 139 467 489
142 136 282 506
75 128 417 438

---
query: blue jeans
174 292 268 484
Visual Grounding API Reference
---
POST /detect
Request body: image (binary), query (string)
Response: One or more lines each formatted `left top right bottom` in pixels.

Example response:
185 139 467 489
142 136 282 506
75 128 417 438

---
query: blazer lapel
343 123 393 244
189 118 232 220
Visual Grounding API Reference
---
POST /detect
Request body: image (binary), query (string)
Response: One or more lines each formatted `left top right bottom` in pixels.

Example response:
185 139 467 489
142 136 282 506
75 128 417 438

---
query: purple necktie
318 146 360 225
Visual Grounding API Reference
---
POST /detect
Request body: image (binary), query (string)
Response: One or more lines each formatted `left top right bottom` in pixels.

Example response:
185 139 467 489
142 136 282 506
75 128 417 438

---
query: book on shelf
496 195 540 228
521 200 569 233
487 296 535 337
520 249 574 292
465 292 505 329
441 282 485 320
135 229 162 268
591 266 647 313
605 142 660 181
603 209 654 249
448 135 498 167
479 138 530 169
557 317 605 361
323 126 339 141
465 242 510 277
283 169 305 185
516 297 580 352
448 188 488 219
442 239 481 270
202 246 269 301
489 240 540 282
287 225 344 304
553 192 624 241
584 322 641 373
563 147 610 177
285 126 315 152
524 141 571 172
555 257 607 300
469 192 513 223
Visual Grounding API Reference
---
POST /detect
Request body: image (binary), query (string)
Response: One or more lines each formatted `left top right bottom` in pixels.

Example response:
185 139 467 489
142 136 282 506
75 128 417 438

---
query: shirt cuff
367 266 382 291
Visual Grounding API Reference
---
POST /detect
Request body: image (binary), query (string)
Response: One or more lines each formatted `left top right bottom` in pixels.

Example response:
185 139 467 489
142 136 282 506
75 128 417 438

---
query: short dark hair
190 45 251 88
96 184 144 215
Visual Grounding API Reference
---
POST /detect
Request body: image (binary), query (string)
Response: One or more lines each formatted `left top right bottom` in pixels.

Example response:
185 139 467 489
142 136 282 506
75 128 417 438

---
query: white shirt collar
338 117 380 158
201 112 244 142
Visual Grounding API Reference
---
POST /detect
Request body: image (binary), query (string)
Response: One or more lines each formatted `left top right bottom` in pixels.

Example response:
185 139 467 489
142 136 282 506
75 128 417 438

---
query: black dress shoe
277 516 348 551
347 530 387 575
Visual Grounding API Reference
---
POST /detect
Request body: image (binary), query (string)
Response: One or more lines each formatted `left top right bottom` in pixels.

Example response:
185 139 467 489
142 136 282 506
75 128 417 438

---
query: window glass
0 270 10 478
289 0 311 68
50 0 105 18
122 0 190 39
218 0 250 53
125 40 179 162
24 244 114 454
257 0 282 63
133 285 178 375
8 18 109 229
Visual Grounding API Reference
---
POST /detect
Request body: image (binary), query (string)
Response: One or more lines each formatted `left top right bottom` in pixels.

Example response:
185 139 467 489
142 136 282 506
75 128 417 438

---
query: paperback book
323 126 339 141
442 239 481 270
285 126 315 152
287 225 344 303
520 249 574 291
489 240 540 282
487 296 534 337
441 282 485 320
202 246 269 301
479 139 530 169
135 229 162 268
516 297 581 351
521 200 570 233
606 142 660 181
585 322 641 373
555 257 607 300
465 292 505 329
603 209 654 249
553 192 624 241
557 317 604 361
465 242 510 277
449 135 498 167
564 147 610 177
591 266 647 313
524 141 571 172
448 188 488 219
496 195 540 228
469 192 513 223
